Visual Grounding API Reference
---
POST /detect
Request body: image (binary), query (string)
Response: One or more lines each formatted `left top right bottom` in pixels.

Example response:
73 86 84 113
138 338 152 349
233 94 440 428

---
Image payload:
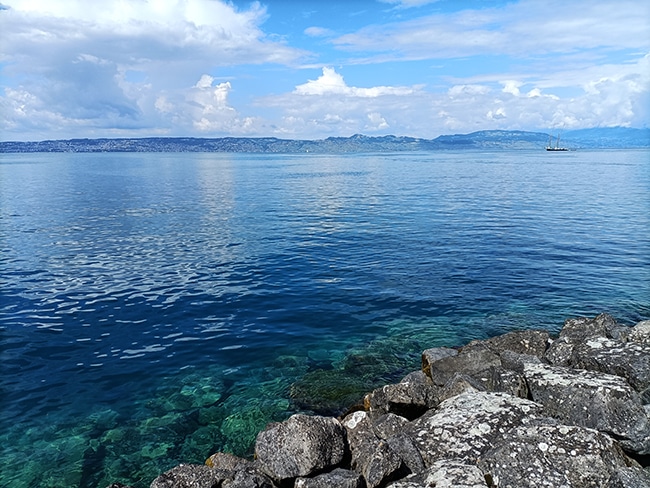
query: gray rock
400 370 434 385
473 329 550 358
222 466 275 488
559 313 618 342
295 469 363 488
386 460 486 488
408 391 544 466
364 382 437 420
150 464 223 488
422 344 501 386
571 335 650 396
343 410 378 473
421 347 458 375
342 411 410 487
470 366 528 398
605 467 650 488
385 434 426 475
254 414 346 481
524 362 650 454
627 320 650 344
372 413 411 440
437 374 482 403
479 421 635 488
363 440 404 488
205 452 254 471
499 350 543 374
545 336 575 367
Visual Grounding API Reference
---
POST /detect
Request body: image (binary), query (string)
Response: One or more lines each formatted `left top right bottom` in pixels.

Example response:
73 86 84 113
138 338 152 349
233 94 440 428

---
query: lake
1 149 648 487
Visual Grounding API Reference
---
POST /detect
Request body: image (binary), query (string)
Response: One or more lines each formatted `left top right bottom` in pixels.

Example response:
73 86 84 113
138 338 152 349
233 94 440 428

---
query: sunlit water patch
1 150 648 487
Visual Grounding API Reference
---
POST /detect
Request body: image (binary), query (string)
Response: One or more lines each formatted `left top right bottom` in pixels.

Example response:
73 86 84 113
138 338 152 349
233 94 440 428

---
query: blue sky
1 0 648 141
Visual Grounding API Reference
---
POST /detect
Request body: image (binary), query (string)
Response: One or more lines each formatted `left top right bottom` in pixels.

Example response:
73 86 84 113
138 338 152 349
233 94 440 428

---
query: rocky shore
107 313 650 488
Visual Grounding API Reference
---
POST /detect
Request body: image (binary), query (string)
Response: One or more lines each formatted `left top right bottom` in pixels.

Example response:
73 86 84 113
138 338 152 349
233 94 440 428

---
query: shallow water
1 150 648 487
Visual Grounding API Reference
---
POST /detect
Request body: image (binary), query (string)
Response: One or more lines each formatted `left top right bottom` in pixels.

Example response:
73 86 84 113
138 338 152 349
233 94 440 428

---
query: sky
0 0 648 141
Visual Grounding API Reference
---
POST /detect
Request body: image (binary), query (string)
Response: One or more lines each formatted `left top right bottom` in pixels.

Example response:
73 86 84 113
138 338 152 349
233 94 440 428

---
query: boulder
371 413 410 440
408 391 544 466
471 329 550 358
422 343 501 386
205 452 254 471
364 382 437 420
342 411 423 486
627 320 650 344
605 467 650 488
523 362 650 455
386 459 486 488
254 414 346 482
150 464 223 488
559 313 619 342
479 421 636 488
570 336 650 398
295 469 363 488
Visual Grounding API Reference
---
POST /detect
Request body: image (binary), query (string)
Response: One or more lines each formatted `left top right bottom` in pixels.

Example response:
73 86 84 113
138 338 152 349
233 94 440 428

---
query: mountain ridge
1 128 648 153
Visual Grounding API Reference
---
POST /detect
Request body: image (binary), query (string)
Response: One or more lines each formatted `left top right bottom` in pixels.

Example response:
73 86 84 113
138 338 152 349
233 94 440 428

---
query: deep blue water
1 150 649 487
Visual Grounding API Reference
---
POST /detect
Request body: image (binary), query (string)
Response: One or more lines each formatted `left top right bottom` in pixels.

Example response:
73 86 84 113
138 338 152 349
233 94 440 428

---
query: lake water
1 150 649 487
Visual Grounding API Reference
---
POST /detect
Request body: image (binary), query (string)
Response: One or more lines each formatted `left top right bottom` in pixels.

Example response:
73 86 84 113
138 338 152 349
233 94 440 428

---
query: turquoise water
1 150 648 487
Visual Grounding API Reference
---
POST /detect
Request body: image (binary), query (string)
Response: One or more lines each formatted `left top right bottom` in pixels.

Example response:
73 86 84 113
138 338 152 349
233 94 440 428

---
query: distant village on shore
1 127 649 154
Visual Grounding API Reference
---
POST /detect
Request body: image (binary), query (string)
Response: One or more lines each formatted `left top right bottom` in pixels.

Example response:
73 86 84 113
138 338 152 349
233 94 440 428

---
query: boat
546 133 568 151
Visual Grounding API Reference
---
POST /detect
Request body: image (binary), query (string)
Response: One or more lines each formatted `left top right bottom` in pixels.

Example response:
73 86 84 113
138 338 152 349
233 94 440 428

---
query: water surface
1 150 648 487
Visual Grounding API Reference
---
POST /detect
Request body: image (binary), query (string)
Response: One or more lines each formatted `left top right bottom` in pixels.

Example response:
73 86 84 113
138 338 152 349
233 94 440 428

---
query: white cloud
0 0 304 138
295 67 416 97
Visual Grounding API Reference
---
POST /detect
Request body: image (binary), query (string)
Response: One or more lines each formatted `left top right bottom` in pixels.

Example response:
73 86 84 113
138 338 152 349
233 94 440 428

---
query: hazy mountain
1 128 648 153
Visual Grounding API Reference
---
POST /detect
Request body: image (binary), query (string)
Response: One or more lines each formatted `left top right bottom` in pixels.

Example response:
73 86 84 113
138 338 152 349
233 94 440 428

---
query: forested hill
2 128 648 153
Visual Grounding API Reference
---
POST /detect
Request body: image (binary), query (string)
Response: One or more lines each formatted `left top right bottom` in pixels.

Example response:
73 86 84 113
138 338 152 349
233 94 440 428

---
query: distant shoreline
1 128 649 153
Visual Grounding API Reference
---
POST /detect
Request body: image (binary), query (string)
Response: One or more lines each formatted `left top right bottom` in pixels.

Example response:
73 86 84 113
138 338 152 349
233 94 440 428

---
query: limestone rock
479 421 635 488
372 413 410 440
343 411 378 473
295 469 363 488
472 329 550 358
559 313 618 342
544 336 575 367
571 335 650 396
627 320 650 344
524 362 650 454
386 459 486 488
385 434 426 475
437 374 482 403
362 440 404 488
150 464 223 488
499 350 543 373
605 467 650 488
254 414 346 481
364 382 437 420
408 391 544 466
422 344 501 386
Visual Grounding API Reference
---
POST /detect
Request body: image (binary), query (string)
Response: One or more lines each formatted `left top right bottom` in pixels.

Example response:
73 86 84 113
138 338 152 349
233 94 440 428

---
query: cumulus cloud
294 67 416 97
0 0 304 138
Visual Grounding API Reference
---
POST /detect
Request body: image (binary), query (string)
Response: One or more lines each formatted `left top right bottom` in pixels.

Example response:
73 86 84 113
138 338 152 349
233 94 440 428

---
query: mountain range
1 128 648 153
